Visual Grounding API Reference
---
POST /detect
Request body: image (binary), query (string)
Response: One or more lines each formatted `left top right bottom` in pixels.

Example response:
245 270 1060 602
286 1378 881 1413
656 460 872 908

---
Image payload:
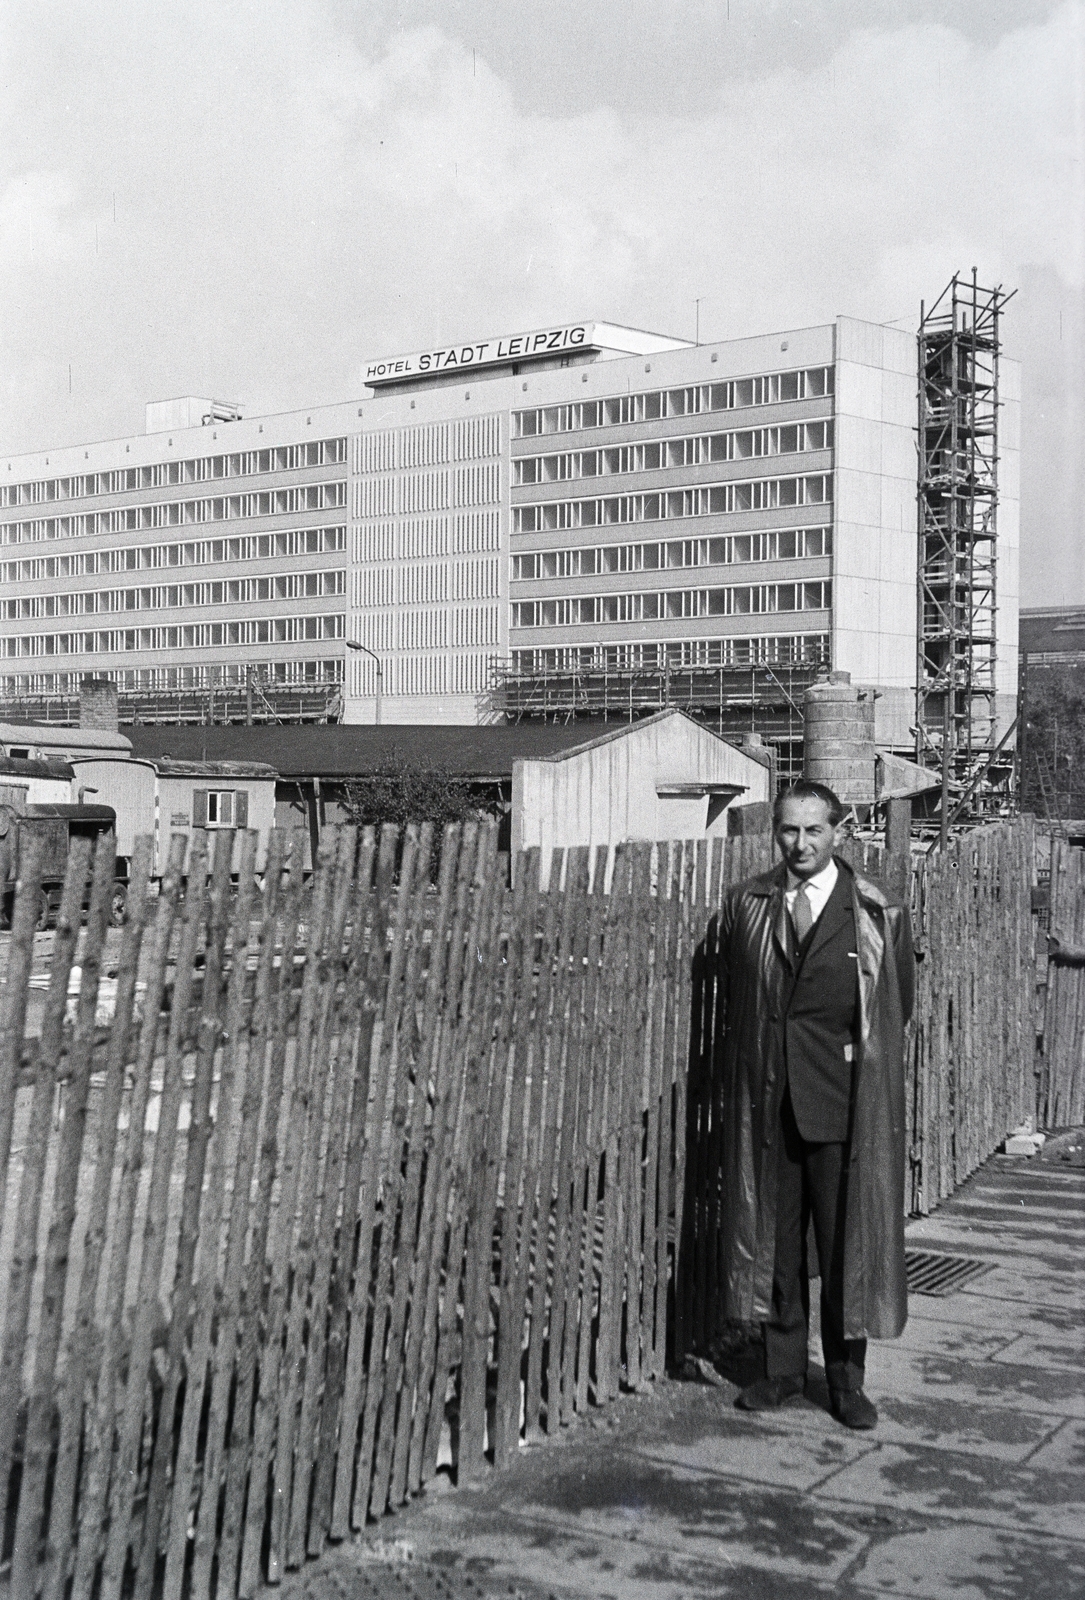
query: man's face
774 794 844 880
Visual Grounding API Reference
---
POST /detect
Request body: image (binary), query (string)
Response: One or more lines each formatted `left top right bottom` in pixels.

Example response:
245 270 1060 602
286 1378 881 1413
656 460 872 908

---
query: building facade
1 316 1020 752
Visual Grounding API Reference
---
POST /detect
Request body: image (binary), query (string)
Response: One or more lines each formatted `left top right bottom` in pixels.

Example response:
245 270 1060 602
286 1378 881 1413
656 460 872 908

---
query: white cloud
0 0 1081 594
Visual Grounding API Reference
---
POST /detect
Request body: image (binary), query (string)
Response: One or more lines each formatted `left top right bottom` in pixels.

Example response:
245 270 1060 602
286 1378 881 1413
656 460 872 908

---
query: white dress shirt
784 858 838 926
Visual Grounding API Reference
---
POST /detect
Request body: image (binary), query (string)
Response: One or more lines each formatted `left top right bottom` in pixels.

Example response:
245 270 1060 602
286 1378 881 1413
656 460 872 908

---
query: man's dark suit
765 867 867 1392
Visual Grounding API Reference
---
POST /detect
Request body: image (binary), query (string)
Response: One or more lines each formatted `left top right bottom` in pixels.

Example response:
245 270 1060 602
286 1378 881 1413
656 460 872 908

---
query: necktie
792 882 813 943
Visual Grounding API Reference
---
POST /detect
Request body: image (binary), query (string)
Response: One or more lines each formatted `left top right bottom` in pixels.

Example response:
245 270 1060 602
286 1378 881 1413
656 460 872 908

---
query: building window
512 474 832 535
510 579 831 629
511 367 834 439
510 526 831 581
0 437 348 511
193 789 250 828
512 421 833 485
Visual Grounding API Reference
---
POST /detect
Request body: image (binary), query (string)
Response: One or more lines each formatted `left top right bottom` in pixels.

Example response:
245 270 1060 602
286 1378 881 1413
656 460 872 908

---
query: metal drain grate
906 1249 993 1297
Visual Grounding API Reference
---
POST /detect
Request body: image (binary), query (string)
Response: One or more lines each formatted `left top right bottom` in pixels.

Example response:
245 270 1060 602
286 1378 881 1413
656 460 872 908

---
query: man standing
717 780 915 1428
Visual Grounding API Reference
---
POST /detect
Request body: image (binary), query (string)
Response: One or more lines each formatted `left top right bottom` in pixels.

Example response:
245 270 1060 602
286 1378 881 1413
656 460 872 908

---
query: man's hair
772 780 845 828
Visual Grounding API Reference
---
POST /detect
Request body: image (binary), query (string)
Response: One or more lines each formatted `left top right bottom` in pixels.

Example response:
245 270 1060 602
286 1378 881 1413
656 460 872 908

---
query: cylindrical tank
803 670 876 809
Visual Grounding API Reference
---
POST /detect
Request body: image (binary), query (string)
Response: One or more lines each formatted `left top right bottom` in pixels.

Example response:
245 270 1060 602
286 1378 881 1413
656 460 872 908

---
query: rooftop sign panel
362 321 690 388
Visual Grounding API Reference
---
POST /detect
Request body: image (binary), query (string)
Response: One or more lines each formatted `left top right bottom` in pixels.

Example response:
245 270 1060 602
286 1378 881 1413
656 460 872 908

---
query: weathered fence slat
68 835 189 1600
401 822 488 1497
100 831 210 1600
0 833 45 1239
11 834 114 1596
0 837 93 1555
42 835 154 1600
160 831 260 1600
520 851 573 1443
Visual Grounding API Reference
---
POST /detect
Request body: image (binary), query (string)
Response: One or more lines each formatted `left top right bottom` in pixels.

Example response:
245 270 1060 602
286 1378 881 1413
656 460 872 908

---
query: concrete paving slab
882 1318 1021 1361
988 1328 1085 1373
869 1343 1085 1418
906 1291 1079 1335
1023 1416 1085 1471
625 1406 880 1491
874 1393 1063 1462
847 1523 1085 1599
812 1438 1085 1540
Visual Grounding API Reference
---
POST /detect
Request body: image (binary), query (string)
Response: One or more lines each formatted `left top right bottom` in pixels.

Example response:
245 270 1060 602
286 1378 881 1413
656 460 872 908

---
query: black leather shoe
736 1374 805 1411
830 1388 878 1429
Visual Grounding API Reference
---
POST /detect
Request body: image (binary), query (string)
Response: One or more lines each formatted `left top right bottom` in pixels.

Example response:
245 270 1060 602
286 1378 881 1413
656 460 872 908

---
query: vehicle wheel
110 882 129 927
36 888 52 932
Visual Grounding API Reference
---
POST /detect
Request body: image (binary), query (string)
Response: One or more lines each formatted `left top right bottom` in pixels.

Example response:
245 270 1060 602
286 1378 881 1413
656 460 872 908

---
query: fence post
885 797 912 901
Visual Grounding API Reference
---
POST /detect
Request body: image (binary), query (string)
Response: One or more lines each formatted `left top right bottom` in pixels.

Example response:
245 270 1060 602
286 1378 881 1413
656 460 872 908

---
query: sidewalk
284 1137 1085 1600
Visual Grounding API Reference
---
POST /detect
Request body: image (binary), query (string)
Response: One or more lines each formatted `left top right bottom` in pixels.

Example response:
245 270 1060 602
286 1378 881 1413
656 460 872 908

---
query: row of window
510 633 831 672
513 473 832 534
2 569 346 621
511 580 831 629
512 422 832 485
357 415 502 473
354 604 501 653
0 660 344 695
1 483 347 546
0 438 348 508
353 557 500 610
1 525 346 584
2 614 345 658
354 512 501 563
354 463 501 518
511 367 834 439
511 526 831 581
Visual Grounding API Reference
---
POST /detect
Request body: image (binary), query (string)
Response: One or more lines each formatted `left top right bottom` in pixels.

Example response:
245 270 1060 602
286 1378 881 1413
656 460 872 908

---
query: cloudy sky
1 0 1081 602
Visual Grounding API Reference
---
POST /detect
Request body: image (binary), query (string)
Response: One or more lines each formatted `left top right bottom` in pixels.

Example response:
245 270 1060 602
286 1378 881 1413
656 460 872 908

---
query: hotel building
1 317 1019 754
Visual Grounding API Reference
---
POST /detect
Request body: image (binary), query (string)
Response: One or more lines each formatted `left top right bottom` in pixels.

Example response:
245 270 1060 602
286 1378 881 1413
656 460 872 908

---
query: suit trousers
763 1090 867 1393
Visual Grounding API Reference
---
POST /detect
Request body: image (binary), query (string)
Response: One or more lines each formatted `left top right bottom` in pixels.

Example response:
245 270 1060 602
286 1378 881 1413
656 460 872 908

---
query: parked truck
0 797 118 930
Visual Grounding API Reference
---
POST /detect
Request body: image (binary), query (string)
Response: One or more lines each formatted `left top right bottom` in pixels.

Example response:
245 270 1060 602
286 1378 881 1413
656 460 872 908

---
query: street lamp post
345 640 383 725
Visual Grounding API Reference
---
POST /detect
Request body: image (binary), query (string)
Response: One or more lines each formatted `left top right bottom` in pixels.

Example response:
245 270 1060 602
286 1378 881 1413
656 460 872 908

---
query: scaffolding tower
916 271 1015 827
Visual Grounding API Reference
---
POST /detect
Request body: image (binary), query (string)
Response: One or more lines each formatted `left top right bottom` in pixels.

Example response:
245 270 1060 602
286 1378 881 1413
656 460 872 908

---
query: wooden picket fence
0 816 1042 1598
1042 836 1085 1126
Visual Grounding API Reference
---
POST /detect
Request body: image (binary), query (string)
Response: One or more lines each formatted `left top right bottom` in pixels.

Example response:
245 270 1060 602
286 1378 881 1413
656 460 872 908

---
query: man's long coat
716 858 916 1341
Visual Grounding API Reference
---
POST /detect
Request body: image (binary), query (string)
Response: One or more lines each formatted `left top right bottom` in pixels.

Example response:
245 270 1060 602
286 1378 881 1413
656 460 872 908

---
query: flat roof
124 721 670 780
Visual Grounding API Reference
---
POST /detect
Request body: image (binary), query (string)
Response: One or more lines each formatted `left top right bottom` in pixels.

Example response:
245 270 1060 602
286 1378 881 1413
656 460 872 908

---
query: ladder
1034 750 1067 838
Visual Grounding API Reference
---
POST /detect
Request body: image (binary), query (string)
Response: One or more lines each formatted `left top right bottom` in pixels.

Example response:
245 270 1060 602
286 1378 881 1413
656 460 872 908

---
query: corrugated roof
123 715 701 780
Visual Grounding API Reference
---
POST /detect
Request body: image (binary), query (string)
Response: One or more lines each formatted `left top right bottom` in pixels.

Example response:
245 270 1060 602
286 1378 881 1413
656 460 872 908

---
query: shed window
193 789 248 827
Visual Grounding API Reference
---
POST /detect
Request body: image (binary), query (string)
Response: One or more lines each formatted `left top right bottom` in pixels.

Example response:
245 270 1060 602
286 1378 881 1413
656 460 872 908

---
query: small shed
0 756 75 807
512 710 771 864
68 755 278 877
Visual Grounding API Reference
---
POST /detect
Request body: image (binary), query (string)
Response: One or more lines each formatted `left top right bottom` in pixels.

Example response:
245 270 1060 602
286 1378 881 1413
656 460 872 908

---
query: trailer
0 801 118 930
68 755 278 890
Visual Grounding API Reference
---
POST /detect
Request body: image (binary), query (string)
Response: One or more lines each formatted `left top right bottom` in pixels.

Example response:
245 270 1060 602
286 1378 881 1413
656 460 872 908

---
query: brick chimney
79 677 119 732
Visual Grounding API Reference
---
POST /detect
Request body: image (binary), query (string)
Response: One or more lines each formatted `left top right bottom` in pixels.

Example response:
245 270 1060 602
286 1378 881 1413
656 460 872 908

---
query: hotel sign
364 323 595 386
